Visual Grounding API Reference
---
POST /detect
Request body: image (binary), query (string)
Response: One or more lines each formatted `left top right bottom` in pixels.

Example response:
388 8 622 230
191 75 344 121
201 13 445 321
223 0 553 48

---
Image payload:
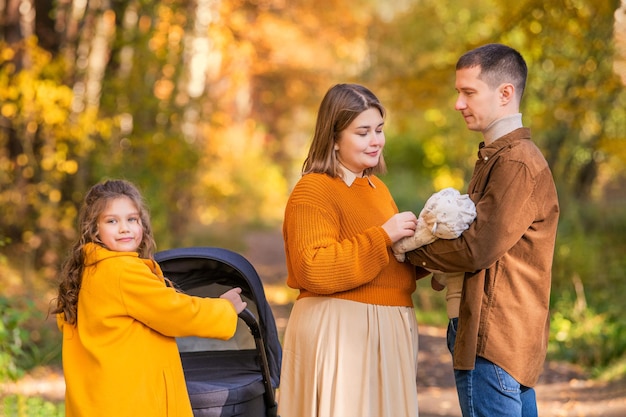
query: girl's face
335 107 385 176
97 196 143 252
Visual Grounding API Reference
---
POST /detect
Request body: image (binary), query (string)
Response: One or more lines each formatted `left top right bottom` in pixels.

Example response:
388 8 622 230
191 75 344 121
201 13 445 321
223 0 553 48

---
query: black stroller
155 247 281 417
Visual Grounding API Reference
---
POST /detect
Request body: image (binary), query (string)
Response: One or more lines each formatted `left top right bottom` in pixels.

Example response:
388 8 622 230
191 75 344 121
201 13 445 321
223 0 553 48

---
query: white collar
338 164 376 188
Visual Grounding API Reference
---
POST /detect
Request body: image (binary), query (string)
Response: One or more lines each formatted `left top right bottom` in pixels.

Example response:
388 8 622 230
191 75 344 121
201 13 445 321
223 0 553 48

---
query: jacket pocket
161 366 177 416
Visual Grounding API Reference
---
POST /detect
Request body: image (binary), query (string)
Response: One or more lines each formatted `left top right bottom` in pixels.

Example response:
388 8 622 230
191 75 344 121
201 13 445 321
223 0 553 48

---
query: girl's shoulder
94 253 162 287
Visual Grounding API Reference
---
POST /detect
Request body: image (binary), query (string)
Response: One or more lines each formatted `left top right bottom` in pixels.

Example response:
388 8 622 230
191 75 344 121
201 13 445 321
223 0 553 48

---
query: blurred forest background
1 0 626 392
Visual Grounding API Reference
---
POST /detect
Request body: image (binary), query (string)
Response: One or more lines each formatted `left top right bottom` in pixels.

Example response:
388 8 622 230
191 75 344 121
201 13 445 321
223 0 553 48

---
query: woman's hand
391 217 438 262
382 211 418 243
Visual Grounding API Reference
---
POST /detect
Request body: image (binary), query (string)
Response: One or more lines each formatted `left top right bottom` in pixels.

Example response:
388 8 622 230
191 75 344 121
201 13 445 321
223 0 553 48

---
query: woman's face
96 196 144 252
335 107 385 176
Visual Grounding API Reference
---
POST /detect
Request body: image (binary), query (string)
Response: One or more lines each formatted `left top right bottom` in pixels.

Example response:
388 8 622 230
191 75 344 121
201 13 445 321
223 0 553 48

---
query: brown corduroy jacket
407 128 559 387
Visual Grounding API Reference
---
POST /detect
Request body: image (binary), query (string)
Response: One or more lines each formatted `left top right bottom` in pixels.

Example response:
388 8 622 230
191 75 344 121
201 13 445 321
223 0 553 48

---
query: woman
278 83 428 417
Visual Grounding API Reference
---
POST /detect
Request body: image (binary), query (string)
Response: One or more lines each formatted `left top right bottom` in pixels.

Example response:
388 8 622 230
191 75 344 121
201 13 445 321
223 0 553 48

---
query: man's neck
483 113 523 145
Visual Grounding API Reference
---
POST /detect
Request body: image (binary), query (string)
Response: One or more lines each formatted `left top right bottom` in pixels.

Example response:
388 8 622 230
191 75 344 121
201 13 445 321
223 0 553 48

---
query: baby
392 187 476 262
392 188 475 323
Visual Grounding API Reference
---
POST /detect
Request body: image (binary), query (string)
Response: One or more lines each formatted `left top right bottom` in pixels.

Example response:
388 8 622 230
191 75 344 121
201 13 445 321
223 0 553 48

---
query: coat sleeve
115 258 239 340
284 201 390 294
407 158 537 272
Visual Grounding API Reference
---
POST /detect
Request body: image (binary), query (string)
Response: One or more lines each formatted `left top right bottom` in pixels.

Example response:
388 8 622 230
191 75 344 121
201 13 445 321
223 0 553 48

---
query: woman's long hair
51 179 156 325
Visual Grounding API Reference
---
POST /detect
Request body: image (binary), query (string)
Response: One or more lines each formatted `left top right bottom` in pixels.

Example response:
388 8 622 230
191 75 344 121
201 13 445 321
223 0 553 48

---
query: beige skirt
277 297 420 417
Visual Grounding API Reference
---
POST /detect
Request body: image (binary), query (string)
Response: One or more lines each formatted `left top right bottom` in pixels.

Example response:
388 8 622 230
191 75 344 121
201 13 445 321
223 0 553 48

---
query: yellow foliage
1 103 17 118
263 284 298 306
433 167 466 192
197 121 289 226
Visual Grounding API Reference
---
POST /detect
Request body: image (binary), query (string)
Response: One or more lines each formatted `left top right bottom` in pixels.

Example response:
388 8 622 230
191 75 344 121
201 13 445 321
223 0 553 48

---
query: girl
278 84 429 417
52 179 246 417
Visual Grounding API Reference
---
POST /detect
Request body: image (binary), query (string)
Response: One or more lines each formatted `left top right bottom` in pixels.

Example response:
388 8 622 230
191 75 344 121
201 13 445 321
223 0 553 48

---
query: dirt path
413 325 626 417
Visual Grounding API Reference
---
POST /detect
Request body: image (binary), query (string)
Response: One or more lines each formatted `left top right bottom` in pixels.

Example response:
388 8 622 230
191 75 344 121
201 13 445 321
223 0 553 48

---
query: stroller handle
238 308 279 417
239 308 262 338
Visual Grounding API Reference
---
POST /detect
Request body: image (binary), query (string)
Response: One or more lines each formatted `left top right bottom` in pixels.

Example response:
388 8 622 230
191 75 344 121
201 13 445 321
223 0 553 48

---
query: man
406 43 559 417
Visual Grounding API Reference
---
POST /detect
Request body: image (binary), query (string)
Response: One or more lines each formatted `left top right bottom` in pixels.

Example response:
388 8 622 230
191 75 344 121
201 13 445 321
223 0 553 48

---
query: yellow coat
58 243 239 417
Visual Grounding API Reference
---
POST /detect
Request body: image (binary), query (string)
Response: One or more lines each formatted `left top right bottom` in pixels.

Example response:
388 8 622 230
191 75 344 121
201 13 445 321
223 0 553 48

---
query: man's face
454 66 502 132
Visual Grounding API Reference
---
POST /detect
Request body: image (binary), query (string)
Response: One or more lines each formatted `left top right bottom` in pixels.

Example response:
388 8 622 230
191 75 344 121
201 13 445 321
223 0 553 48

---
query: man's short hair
457 43 528 101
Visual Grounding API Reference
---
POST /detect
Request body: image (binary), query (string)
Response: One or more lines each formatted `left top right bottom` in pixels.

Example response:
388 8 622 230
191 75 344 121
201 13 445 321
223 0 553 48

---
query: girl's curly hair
51 179 156 325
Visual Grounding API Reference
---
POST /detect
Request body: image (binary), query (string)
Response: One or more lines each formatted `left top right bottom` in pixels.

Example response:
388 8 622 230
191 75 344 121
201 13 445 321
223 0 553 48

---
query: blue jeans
446 318 538 417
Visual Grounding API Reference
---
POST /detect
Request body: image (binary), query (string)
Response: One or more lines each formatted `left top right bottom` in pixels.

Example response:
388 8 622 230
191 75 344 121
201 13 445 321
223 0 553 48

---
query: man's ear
499 83 515 104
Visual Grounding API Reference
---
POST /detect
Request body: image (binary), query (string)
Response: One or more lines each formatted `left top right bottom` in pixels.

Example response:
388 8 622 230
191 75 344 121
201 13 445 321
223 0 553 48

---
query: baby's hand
220 287 247 314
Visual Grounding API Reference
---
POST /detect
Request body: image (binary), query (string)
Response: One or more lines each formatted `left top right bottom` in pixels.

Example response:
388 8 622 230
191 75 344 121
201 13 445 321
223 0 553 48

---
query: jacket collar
478 127 532 160
83 242 139 266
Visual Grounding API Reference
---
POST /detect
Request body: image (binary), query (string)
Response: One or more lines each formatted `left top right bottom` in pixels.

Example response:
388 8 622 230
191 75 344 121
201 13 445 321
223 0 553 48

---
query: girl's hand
382 211 418 243
220 287 247 314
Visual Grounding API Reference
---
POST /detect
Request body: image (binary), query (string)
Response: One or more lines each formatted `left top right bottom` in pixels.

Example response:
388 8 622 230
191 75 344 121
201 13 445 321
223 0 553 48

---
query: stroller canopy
155 246 281 390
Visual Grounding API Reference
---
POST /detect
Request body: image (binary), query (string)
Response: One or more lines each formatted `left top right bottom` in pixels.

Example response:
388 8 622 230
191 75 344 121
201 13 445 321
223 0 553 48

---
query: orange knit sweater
282 173 420 307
